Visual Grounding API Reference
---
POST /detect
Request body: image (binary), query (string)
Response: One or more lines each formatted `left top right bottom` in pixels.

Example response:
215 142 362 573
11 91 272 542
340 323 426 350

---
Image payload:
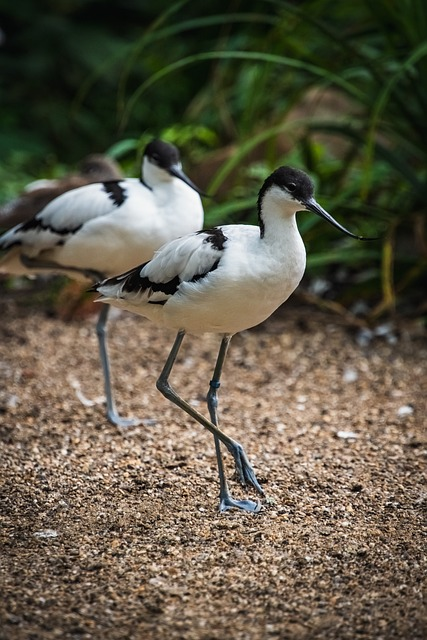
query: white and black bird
0 139 205 427
92 165 372 512
0 154 123 229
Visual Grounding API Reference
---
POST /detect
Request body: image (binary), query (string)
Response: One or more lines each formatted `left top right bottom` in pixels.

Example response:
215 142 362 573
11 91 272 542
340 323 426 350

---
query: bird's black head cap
257 166 315 210
144 139 180 169
143 138 207 196
257 166 315 236
258 165 376 241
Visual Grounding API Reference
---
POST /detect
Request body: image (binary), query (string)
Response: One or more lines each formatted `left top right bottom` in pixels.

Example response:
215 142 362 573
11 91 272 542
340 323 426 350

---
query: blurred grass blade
120 50 367 129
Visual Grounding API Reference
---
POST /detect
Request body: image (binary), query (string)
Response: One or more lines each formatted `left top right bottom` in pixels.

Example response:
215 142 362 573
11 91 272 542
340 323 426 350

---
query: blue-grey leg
19 256 138 427
96 304 140 428
156 330 264 511
207 335 261 512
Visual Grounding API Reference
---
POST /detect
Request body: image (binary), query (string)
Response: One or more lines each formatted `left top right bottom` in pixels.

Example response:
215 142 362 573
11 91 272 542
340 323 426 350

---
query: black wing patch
112 263 180 300
103 181 127 206
111 268 180 306
190 258 220 283
17 216 82 237
91 229 225 306
197 227 227 251
105 256 221 305
143 275 180 298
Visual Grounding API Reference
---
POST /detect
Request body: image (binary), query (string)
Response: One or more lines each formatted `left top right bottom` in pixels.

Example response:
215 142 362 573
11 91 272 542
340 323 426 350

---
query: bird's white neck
258 188 303 247
142 158 172 188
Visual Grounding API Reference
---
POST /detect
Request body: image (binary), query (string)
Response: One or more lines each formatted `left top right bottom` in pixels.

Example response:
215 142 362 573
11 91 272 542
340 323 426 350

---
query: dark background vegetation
1 0 426 320
0 6 425 638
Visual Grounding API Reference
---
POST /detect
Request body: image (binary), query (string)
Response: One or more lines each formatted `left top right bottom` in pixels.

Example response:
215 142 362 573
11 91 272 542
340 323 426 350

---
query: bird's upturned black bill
168 164 209 197
303 197 375 241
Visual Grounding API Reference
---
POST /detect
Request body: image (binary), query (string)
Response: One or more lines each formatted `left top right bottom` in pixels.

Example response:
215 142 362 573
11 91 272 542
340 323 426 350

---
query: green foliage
1 0 426 317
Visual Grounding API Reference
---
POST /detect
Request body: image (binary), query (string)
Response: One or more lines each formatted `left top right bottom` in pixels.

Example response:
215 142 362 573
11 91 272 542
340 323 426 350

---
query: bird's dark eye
287 182 297 192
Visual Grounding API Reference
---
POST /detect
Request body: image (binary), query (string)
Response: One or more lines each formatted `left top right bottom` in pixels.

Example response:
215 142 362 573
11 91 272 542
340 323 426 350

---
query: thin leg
19 255 137 427
156 331 264 506
96 304 140 428
207 336 261 513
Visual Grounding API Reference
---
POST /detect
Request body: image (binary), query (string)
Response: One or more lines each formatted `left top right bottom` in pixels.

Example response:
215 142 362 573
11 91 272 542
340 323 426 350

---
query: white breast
103 222 306 336
167 227 306 334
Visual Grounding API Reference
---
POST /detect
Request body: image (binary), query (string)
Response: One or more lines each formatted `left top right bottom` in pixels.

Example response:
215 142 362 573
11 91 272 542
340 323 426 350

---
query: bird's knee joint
156 377 173 400
96 324 107 338
207 379 220 406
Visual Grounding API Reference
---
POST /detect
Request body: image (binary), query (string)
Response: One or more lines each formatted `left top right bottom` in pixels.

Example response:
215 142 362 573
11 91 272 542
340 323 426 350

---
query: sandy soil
0 295 426 640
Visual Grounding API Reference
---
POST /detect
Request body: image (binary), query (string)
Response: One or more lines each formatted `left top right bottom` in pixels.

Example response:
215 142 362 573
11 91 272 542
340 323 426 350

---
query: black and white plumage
0 154 123 229
93 165 369 512
0 139 205 427
0 140 204 280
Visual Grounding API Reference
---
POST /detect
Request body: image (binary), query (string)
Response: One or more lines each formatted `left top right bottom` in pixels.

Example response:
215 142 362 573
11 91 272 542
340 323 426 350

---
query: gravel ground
0 296 426 640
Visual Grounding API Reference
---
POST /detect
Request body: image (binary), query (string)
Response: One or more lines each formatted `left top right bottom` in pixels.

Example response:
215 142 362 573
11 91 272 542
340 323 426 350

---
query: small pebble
336 430 358 440
33 529 58 539
397 405 414 417
342 367 358 383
